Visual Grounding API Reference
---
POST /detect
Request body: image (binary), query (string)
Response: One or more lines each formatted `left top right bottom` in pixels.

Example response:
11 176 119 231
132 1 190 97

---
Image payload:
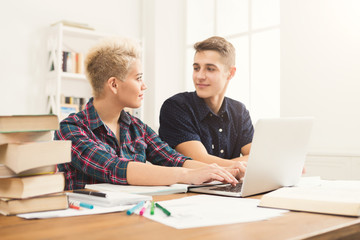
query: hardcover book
259 186 360 217
0 140 71 174
0 193 68 216
0 173 65 199
0 131 52 145
0 115 59 133
0 164 56 178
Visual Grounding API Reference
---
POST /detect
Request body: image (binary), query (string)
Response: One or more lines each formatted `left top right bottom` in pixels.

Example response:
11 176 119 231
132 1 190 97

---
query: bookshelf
45 22 142 120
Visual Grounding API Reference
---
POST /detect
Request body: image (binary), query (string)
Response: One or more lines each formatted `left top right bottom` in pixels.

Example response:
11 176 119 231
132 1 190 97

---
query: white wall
0 0 185 132
142 0 186 131
281 0 360 179
280 0 360 155
0 0 141 115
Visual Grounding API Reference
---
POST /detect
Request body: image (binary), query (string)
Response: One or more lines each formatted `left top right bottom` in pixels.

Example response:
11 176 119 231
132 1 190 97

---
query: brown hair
84 37 141 98
194 36 235 68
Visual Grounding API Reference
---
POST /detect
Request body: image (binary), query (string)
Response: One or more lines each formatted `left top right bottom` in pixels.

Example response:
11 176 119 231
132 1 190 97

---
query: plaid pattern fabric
55 98 190 190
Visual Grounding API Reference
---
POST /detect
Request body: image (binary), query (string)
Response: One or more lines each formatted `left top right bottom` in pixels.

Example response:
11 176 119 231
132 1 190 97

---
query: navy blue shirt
159 92 254 159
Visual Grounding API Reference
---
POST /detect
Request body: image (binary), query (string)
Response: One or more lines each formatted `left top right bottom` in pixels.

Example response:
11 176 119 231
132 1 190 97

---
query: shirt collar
85 98 104 131
119 109 131 125
193 92 229 121
85 98 131 131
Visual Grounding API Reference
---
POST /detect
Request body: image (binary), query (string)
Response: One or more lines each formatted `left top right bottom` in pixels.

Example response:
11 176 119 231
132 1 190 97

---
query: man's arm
175 140 251 167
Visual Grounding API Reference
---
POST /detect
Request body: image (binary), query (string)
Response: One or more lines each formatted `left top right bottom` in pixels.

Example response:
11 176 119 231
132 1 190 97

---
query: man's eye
207 68 215 71
193 67 200 71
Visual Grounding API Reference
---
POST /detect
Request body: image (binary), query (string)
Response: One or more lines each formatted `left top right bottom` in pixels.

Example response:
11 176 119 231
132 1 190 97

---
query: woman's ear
107 77 118 94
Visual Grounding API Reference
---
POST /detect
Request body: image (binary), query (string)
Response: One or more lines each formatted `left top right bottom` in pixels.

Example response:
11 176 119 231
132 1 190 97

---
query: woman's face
117 59 147 109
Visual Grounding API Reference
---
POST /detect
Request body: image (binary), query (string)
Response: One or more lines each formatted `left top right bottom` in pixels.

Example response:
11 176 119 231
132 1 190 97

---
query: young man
159 36 254 167
54 37 244 190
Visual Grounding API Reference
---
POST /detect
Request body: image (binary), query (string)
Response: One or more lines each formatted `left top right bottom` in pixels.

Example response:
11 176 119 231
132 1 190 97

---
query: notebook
188 117 314 197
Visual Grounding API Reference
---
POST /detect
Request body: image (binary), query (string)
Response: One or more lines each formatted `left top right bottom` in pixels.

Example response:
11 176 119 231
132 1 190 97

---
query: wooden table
1 193 360 240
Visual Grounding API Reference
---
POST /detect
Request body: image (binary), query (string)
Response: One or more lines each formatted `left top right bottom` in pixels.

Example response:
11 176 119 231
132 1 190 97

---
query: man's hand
226 161 247 181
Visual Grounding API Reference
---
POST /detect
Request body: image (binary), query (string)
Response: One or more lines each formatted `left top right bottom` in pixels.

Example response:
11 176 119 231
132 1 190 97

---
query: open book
85 182 223 196
259 180 360 217
67 191 151 207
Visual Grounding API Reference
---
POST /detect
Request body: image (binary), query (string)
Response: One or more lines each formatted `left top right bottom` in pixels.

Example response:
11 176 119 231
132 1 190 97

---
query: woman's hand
183 163 239 185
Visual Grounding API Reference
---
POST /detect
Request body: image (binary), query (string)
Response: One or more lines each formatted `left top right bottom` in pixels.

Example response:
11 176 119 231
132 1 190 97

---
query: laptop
188 117 314 197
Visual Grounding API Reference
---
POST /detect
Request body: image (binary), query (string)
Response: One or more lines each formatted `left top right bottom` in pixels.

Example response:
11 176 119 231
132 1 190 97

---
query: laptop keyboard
210 182 243 193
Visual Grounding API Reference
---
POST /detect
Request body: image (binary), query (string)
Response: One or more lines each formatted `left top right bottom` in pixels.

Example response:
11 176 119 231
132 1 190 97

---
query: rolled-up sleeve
144 124 191 167
159 98 201 148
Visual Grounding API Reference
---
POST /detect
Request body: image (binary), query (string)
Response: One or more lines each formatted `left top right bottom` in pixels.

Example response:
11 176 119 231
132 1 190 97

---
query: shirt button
210 114 213 117
219 128 223 132
212 144 214 149
220 149 224 153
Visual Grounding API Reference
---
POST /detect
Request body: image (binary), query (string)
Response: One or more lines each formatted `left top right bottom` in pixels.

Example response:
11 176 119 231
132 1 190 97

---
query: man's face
192 50 231 100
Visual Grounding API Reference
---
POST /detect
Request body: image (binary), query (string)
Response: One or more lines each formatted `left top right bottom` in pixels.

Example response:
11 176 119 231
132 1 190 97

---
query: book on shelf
67 191 151 207
0 173 65 199
0 164 56 178
60 104 79 121
59 97 88 120
0 193 68 216
62 51 84 74
0 115 59 133
0 140 71 174
258 185 360 217
0 131 52 145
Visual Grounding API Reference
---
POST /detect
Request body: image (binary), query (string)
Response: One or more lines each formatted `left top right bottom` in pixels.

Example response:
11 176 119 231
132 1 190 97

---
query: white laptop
188 117 314 197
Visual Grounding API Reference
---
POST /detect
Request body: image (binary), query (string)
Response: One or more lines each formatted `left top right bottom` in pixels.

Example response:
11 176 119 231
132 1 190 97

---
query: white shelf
62 26 113 39
46 23 109 116
61 72 87 81
45 22 143 120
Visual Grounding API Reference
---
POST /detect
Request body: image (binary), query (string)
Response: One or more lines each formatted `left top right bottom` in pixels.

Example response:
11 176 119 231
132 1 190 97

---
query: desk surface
1 193 360 240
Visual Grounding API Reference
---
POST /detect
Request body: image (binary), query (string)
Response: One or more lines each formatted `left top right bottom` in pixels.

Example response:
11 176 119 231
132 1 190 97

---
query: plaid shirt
55 98 190 190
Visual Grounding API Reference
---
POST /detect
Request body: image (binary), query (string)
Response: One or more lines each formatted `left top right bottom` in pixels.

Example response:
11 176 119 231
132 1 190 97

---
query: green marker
155 202 171 216
150 201 155 215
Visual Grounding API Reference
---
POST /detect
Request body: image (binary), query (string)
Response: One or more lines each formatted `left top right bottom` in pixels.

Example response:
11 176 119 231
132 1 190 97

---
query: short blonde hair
194 36 235 68
84 37 141 98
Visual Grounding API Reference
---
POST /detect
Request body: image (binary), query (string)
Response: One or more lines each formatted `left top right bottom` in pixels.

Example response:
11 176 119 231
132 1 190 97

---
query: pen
69 204 81 210
155 202 171 216
139 201 150 216
69 200 94 209
150 201 155 215
73 190 107 198
126 201 145 215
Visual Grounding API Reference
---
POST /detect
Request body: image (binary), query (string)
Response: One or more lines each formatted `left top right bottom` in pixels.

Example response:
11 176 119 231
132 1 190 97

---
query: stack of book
0 115 71 215
61 51 84 74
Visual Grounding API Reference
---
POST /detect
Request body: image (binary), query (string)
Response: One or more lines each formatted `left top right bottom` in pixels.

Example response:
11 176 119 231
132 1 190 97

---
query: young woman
55 37 245 190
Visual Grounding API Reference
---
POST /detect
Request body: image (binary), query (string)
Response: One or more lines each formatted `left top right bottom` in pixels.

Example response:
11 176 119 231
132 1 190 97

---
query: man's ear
107 77 118 94
227 66 236 80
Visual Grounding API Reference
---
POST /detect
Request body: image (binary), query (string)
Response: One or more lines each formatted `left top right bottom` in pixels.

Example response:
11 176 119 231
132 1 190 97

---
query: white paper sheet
140 195 287 229
85 183 188 195
17 204 133 219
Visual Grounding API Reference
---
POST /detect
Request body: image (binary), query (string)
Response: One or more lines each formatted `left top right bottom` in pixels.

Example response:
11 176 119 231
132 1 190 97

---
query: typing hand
226 161 247 181
185 163 239 186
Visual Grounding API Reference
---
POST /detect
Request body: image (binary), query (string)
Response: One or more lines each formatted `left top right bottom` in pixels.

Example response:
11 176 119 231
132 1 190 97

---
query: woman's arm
126 160 239 185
